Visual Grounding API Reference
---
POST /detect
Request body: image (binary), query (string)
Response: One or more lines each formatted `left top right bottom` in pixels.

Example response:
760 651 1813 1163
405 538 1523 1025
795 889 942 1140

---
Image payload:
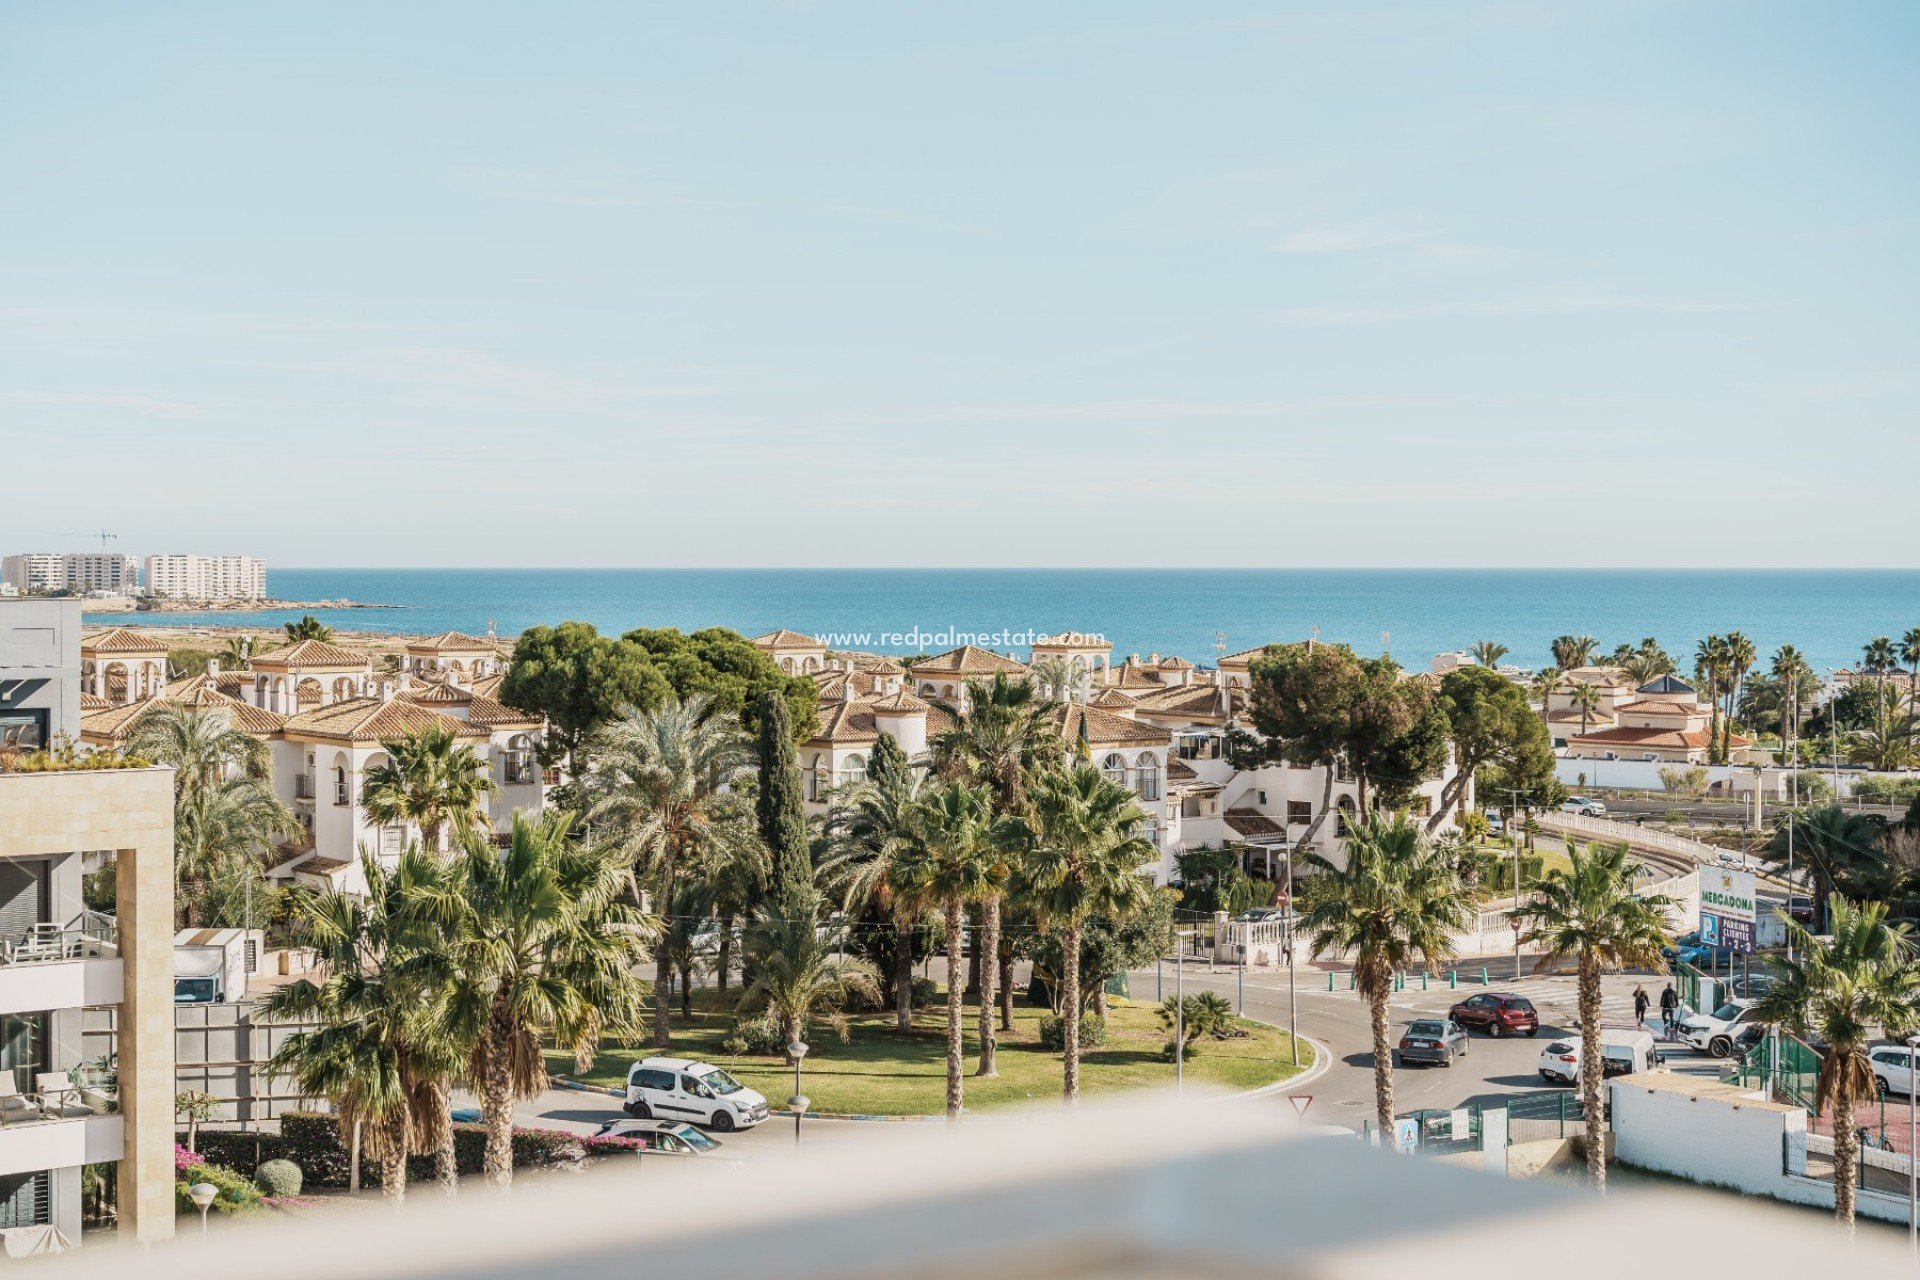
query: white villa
79 631 547 894
1557 672 1756 765
760 630 1466 886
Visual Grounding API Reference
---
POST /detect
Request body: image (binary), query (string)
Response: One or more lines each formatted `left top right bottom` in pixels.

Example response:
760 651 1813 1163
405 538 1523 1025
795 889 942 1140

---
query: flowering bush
580 1134 646 1156
174 1144 200 1176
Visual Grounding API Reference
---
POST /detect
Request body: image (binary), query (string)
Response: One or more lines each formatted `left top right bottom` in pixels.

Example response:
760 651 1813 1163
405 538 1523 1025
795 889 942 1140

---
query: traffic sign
1287 1094 1312 1119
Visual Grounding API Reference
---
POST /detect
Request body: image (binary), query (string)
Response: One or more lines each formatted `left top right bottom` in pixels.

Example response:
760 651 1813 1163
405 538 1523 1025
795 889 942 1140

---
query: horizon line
259 564 1920 573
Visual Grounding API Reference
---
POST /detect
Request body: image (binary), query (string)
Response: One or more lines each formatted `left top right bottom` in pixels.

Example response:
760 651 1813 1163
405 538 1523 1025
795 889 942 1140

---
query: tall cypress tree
755 689 813 904
867 732 908 790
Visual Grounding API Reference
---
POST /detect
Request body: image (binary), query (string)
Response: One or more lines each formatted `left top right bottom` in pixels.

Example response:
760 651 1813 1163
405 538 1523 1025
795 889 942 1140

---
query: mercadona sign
1699 868 1757 955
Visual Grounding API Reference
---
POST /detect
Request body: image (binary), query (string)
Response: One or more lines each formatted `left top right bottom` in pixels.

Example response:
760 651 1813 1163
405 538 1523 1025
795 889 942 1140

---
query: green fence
1730 1032 1822 1115
1506 1091 1586 1145
1675 961 1715 1015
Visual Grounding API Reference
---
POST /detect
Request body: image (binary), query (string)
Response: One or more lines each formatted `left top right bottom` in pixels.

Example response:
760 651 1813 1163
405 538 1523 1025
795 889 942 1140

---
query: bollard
1349 970 1357 990
1328 972 1336 992
1480 966 1489 986
1421 972 1429 991
1449 969 1457 989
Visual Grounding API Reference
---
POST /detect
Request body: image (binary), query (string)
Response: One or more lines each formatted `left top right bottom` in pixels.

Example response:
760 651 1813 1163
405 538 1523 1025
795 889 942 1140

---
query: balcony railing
0 912 118 966
293 775 315 801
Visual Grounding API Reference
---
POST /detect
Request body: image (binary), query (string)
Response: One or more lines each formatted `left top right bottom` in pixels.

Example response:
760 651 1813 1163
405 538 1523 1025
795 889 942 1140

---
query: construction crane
59 530 118 552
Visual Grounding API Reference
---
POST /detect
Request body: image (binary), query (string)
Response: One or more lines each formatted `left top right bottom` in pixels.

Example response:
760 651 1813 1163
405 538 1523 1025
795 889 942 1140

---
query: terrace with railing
0 911 117 966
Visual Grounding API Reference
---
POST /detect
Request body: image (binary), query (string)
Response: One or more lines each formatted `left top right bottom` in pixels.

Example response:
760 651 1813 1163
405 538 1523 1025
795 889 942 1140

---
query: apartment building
141 554 267 602
0 555 136 597
0 599 175 1247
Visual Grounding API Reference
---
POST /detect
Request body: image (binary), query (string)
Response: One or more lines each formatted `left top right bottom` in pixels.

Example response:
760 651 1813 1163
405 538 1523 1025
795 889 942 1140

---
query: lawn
545 990 1312 1116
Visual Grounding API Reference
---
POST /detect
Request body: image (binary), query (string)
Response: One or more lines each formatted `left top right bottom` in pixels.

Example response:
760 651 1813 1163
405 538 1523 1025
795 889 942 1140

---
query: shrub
253 1159 303 1197
181 1129 287 1177
176 1161 262 1215
580 1133 646 1157
277 1113 352 1187
722 1013 787 1057
404 1123 587 1182
1037 1013 1107 1052
909 976 938 1006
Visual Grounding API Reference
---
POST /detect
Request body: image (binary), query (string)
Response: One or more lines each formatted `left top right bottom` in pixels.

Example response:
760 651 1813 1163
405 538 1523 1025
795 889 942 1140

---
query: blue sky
3 2 1915 568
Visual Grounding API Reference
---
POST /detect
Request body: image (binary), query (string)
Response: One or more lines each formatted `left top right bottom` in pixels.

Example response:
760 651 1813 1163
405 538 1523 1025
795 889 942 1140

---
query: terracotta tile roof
835 653 904 674
1224 808 1286 840
1109 663 1167 691
296 856 353 877
1546 709 1613 724
210 670 253 696
807 700 880 746
281 697 486 744
1567 726 1750 750
1167 756 1198 781
1217 645 1277 669
80 700 152 743
1613 699 1699 716
80 627 168 656
910 645 1029 677
405 631 499 653
1131 683 1242 719
1157 656 1195 670
1054 704 1171 749
752 629 823 651
249 639 370 670
1088 688 1137 709
464 694 544 732
871 690 931 714
163 678 287 735
469 672 504 699
79 692 109 711
812 669 880 700
404 680 473 706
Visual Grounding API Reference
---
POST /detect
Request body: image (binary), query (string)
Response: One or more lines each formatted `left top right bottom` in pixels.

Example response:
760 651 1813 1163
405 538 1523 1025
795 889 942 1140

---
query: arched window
333 763 350 807
504 735 536 785
1335 794 1357 837
804 754 822 803
297 678 323 709
1101 753 1127 787
841 754 867 787
1135 754 1160 802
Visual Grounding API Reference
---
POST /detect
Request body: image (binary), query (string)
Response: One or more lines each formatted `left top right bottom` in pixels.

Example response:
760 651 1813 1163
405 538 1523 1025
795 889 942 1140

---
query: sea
90 568 1920 674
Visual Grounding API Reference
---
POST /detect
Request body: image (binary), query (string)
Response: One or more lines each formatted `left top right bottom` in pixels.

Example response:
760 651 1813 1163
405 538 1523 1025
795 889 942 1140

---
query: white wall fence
1555 757 1891 799
1534 810 1717 866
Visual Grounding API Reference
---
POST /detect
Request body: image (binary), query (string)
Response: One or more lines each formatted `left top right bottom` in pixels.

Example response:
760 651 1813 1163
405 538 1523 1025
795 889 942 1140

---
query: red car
1448 993 1539 1037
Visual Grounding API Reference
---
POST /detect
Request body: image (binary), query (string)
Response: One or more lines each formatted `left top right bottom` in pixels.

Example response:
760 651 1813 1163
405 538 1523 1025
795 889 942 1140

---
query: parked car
1484 811 1506 835
1448 992 1539 1037
1395 1018 1469 1068
1786 896 1814 924
624 1057 770 1131
1232 906 1287 924
1870 1045 1920 1098
1560 797 1607 817
1538 1031 1663 1084
1714 850 1744 868
1679 1000 1763 1057
449 1106 483 1124
594 1117 732 1156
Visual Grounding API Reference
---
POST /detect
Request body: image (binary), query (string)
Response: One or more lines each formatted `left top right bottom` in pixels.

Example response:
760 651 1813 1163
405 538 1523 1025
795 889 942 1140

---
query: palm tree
1551 635 1598 671
893 780 1006 1121
1847 714 1919 772
1694 635 1729 763
585 694 758 1048
127 703 269 798
174 776 295 928
1531 666 1562 722
1295 815 1469 1141
1510 841 1672 1191
283 615 336 643
1902 627 1920 705
1020 763 1156 1101
1864 637 1899 739
1760 805 1886 931
825 761 929 1032
1470 640 1508 670
736 885 881 1050
1772 645 1811 745
1724 632 1756 758
218 634 255 666
1569 682 1603 738
361 723 496 852
269 855 463 1200
1755 899 1920 1231
402 812 653 1185
931 673 1061 1077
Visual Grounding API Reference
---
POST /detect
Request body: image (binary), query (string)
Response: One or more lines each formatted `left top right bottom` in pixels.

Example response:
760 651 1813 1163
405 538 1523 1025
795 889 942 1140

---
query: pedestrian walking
1632 984 1650 1028
1658 983 1678 1039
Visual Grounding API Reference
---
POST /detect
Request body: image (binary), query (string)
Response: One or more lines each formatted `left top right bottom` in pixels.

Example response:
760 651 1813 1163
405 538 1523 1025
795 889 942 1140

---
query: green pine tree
867 732 908 789
755 689 813 902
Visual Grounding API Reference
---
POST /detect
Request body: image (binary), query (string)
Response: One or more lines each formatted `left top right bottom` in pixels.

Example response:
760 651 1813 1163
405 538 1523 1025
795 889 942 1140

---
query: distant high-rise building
141 554 267 601
1 552 137 595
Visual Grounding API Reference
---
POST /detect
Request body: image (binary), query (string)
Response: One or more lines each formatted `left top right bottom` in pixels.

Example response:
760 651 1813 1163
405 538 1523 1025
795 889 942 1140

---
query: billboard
1699 867 1757 955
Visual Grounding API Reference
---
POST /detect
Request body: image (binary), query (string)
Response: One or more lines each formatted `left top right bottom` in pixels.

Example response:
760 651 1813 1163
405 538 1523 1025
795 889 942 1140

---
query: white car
1678 1000 1761 1057
1559 797 1607 817
624 1057 770 1131
1538 1031 1663 1084
1869 1045 1920 1098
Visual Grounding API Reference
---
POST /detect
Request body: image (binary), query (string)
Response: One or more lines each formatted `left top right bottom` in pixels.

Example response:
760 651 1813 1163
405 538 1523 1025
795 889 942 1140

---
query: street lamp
1284 842 1298 1067
787 1040 809 1148
188 1181 217 1238
1172 929 1195 1095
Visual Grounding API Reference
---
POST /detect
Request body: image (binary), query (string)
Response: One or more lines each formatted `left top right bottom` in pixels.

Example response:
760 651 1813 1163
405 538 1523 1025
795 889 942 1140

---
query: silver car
1395 1017 1469 1068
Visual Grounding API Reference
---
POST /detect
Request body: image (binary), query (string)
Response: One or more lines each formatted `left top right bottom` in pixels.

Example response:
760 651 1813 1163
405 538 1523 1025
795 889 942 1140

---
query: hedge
188 1114 592 1188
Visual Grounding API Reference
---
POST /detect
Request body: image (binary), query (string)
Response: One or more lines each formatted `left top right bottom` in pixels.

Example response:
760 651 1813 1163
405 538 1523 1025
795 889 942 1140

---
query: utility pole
1510 787 1524 982
1285 843 1298 1066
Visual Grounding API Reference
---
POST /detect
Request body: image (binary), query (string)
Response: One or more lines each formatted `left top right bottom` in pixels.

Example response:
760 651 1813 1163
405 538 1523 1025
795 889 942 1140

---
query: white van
1538 1030 1663 1084
624 1057 770 1131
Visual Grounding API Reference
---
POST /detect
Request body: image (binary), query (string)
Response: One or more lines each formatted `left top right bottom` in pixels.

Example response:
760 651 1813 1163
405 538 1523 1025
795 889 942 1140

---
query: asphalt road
1123 958 1724 1132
